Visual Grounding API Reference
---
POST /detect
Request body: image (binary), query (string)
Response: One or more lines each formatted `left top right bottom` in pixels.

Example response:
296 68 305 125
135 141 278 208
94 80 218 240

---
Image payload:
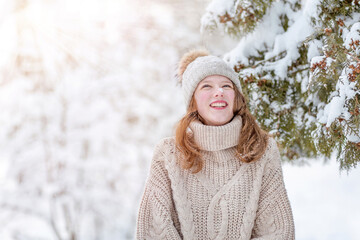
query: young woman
136 49 295 239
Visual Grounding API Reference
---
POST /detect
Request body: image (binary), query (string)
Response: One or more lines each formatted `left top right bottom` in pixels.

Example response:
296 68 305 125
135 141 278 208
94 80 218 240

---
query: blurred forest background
0 0 359 239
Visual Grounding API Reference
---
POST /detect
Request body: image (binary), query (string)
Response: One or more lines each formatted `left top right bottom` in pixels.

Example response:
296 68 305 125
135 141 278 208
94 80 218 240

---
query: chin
208 118 231 126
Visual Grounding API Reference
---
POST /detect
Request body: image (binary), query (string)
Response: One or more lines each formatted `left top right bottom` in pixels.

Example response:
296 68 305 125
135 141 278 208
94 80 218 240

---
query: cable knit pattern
164 146 196 240
136 116 295 240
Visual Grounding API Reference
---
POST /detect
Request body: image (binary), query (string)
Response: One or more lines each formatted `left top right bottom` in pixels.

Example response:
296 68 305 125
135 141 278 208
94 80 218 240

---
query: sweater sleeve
136 140 182 240
251 138 295 240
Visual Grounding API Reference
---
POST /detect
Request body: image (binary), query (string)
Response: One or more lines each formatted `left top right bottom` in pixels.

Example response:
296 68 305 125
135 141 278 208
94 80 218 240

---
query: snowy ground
283 156 360 240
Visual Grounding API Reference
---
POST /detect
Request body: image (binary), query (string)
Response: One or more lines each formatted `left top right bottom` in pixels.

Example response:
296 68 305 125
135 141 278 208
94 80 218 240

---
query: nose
214 88 224 97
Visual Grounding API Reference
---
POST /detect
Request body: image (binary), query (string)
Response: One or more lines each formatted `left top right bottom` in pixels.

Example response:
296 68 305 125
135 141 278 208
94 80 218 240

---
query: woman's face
194 75 235 126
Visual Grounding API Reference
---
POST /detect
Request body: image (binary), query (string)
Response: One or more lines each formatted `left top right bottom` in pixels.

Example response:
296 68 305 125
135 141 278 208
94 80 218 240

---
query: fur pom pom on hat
178 49 242 108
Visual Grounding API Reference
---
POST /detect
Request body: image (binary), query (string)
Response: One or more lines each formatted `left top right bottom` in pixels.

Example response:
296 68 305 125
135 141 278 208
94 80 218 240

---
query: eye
201 84 211 89
223 84 233 89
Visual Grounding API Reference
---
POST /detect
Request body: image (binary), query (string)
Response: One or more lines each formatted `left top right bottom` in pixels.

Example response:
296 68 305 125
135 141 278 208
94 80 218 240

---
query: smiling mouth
210 102 228 108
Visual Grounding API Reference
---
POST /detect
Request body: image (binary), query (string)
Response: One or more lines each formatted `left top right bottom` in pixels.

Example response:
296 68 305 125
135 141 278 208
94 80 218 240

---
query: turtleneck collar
189 115 242 152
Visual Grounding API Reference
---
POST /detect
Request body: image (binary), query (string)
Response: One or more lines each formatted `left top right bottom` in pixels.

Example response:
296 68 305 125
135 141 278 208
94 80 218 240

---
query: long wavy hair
175 85 269 173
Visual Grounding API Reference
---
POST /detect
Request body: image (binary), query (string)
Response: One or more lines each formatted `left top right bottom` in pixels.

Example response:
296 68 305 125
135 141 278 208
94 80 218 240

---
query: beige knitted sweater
136 116 295 240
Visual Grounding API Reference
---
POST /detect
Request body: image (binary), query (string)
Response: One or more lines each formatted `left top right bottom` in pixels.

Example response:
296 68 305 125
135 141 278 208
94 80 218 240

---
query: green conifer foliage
206 0 274 36
307 0 360 170
203 0 360 170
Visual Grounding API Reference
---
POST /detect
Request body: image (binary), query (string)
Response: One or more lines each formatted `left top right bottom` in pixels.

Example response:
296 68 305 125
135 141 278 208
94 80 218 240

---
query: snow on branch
202 0 360 169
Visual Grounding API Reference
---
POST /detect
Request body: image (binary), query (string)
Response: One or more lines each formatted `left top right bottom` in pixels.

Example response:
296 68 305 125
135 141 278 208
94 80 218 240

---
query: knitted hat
178 49 242 108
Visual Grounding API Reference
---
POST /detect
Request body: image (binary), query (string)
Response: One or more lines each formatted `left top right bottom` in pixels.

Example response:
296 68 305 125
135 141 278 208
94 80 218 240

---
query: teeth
211 102 226 107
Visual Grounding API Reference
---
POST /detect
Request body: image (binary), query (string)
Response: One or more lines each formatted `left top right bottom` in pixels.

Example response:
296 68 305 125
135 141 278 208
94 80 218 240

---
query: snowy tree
0 0 202 239
201 0 360 170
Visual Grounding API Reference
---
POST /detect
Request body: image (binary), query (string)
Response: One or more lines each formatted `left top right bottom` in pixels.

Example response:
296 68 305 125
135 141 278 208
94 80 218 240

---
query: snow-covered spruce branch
202 0 360 169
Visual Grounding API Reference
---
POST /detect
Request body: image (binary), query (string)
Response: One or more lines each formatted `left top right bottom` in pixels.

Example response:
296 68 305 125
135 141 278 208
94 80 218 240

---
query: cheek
195 92 210 107
227 91 235 105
